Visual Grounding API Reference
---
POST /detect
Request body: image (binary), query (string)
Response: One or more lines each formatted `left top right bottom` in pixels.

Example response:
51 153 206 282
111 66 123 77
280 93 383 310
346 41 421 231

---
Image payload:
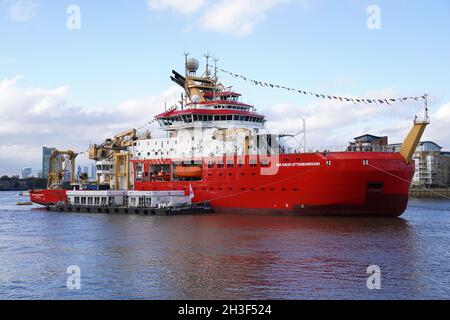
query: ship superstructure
133 56 273 163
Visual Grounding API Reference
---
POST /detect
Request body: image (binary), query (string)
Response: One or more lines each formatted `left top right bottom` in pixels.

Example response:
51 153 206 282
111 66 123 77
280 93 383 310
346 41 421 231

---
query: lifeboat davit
174 166 203 178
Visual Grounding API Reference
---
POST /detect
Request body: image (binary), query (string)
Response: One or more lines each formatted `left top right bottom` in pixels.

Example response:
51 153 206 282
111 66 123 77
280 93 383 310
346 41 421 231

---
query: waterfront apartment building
348 134 389 152
350 136 449 187
411 142 447 187
442 152 450 186
42 147 56 179
389 141 449 187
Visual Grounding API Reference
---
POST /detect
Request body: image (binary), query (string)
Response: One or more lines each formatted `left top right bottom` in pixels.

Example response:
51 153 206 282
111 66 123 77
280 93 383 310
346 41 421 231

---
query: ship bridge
131 55 288 161
155 108 265 131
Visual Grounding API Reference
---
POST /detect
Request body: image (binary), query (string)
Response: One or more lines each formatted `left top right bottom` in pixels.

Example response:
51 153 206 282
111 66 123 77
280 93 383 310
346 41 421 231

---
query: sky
0 0 449 176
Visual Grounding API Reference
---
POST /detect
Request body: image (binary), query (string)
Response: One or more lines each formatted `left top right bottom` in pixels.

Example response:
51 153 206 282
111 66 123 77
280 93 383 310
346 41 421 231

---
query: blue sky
0 0 449 175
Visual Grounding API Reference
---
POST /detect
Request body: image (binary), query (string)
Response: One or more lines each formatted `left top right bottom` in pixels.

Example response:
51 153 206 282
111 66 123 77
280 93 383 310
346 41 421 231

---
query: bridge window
136 163 143 181
159 113 262 125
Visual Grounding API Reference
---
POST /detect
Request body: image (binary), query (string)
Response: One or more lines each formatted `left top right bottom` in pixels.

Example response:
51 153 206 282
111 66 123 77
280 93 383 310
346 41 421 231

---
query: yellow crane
88 129 138 161
88 129 140 190
400 117 430 164
47 150 78 189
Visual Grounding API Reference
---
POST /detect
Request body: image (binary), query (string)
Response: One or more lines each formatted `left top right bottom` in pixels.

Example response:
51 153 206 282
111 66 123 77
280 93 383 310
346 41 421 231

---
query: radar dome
191 95 201 103
186 58 199 73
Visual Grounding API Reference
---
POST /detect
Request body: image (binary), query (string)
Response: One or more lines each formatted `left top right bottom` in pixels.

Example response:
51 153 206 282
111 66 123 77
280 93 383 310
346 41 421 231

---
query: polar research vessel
31 56 429 217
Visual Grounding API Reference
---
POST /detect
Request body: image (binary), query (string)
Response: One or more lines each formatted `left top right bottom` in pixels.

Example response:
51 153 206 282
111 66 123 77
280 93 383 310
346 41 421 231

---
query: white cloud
199 0 288 36
423 102 450 149
9 0 38 22
147 0 208 16
0 75 182 175
147 0 300 36
263 93 449 151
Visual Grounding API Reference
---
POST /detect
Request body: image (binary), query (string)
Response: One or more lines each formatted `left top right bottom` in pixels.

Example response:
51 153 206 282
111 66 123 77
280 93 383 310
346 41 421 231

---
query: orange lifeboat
174 166 203 178
155 171 171 181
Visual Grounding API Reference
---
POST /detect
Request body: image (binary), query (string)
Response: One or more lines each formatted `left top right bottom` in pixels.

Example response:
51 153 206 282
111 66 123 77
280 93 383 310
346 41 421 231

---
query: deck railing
286 145 398 154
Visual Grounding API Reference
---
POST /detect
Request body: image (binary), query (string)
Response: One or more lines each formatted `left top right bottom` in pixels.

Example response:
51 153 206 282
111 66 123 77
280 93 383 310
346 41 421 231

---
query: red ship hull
133 152 414 217
30 189 66 206
30 152 414 217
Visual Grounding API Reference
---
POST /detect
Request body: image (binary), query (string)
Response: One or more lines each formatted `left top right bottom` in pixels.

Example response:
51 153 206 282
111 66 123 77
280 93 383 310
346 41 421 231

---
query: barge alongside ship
30 56 430 217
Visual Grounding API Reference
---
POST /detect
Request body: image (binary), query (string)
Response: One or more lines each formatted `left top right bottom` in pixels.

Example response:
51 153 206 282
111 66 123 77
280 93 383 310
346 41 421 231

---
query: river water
0 191 449 300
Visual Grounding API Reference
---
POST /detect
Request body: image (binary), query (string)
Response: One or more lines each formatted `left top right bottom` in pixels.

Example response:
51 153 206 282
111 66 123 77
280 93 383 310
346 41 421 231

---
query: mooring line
368 163 450 200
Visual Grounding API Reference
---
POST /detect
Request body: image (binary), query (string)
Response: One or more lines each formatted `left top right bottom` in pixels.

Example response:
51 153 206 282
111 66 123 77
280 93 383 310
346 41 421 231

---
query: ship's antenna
184 52 190 77
424 93 430 122
291 119 307 153
213 58 219 81
213 57 219 100
416 93 430 124
302 119 307 153
204 53 211 78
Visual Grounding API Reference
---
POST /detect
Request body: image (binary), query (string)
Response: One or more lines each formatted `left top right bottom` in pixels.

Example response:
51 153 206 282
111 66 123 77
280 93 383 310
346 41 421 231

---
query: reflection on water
0 192 449 300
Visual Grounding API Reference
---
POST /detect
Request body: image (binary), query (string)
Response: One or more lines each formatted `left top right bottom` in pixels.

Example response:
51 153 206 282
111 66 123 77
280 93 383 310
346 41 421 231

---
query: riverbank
0 177 46 191
409 188 450 199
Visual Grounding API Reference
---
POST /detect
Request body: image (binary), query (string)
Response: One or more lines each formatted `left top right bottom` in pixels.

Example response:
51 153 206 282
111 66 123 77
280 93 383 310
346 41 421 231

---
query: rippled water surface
0 191 449 299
